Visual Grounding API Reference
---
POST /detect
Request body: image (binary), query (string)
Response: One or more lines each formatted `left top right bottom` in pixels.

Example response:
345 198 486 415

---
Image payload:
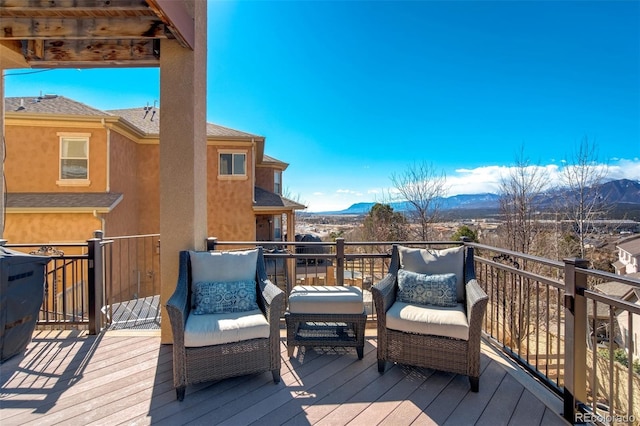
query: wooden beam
23 38 160 65
0 0 150 13
146 0 193 49
1 17 167 39
0 40 28 68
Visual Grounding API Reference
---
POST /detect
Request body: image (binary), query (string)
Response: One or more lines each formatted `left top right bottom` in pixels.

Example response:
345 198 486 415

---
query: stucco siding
255 166 275 192
5 125 107 192
105 131 139 237
207 146 256 240
136 144 160 234
5 212 101 243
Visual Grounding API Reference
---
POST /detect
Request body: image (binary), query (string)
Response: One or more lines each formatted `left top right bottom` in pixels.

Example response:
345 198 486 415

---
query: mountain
312 179 640 217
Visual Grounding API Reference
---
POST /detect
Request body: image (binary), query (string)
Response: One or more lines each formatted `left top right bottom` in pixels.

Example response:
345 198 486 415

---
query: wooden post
336 238 344 286
206 237 217 251
563 257 589 423
87 231 105 335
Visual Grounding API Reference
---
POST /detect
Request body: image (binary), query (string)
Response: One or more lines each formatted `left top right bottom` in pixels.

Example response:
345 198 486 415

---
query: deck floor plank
507 389 547 426
442 360 507 426
0 331 569 426
475 373 526 426
248 342 378 425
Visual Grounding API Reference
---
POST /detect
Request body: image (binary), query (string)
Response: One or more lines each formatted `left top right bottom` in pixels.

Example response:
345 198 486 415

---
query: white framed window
219 152 246 176
274 171 282 195
274 215 282 240
58 134 90 185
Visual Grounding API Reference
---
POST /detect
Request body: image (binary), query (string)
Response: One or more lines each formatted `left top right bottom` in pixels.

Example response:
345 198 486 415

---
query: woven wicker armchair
166 247 285 401
372 243 488 392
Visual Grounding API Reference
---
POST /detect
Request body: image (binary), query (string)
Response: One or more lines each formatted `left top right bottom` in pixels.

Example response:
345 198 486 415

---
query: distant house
613 236 640 275
595 277 640 361
3 95 305 245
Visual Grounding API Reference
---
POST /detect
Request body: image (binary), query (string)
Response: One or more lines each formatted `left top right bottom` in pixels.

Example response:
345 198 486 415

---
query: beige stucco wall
4 120 283 244
136 143 160 235
104 131 139 237
207 144 256 240
4 212 101 243
5 122 108 193
255 165 275 192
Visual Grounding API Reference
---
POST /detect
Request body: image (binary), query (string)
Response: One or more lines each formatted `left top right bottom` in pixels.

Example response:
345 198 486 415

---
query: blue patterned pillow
192 280 259 314
397 269 458 307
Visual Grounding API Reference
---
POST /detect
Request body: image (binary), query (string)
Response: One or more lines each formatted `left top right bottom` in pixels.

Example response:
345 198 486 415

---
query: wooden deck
0 330 569 425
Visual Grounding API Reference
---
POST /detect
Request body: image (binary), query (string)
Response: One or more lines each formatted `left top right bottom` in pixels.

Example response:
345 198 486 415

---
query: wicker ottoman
285 285 366 359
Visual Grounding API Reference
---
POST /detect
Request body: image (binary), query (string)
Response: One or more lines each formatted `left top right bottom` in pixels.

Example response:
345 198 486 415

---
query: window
274 215 282 240
274 171 282 195
60 136 89 180
219 152 246 176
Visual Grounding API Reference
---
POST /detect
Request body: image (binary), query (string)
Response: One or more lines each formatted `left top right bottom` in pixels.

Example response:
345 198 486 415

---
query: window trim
218 150 248 180
274 215 282 240
274 170 282 195
57 133 91 186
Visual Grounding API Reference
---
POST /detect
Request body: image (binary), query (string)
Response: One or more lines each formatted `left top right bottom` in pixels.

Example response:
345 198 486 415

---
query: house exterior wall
207 143 256 240
4 212 101 243
255 165 275 192
617 308 640 361
105 130 139 237
5 115 292 245
5 121 108 193
135 143 160 235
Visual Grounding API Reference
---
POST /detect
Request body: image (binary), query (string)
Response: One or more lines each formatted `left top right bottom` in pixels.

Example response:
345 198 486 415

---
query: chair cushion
398 245 465 302
192 280 259 314
288 285 363 314
184 309 270 347
397 270 457 307
189 249 258 307
386 301 469 341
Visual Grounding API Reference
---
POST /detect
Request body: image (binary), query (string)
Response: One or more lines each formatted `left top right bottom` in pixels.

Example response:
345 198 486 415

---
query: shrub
598 348 640 375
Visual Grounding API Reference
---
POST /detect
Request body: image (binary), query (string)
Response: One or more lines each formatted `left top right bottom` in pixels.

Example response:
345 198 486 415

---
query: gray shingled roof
5 95 109 116
7 193 123 211
618 237 640 255
254 187 305 210
261 154 288 166
107 107 262 139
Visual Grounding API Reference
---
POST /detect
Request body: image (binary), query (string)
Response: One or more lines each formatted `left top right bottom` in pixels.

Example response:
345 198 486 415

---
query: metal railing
4 233 640 423
102 233 161 330
2 237 103 334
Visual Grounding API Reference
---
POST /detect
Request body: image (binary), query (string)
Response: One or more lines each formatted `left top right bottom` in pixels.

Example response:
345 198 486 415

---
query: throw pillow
397 269 458 307
397 245 465 301
192 280 259 314
189 249 259 307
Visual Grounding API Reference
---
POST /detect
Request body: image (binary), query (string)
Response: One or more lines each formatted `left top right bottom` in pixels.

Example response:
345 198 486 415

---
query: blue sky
4 0 640 212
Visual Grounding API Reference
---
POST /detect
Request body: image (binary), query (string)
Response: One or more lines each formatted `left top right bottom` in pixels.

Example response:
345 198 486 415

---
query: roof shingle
7 193 123 211
5 95 109 116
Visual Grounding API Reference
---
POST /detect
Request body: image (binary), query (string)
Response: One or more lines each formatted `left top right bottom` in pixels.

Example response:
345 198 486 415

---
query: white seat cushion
386 301 469 341
288 285 364 314
184 309 269 348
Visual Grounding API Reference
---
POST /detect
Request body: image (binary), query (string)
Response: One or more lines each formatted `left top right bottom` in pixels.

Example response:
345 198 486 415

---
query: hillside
308 179 640 220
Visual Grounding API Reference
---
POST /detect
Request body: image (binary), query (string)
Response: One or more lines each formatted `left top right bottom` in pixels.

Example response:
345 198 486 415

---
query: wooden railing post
87 231 104 335
206 237 217 251
336 238 344 286
563 257 589 423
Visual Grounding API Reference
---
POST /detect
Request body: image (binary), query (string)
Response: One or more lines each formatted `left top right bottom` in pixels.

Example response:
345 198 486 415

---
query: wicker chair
166 247 285 401
372 243 488 392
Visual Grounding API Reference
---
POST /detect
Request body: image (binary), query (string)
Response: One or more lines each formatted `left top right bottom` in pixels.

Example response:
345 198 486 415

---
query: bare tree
559 137 609 259
496 148 550 347
498 149 550 255
390 161 448 241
